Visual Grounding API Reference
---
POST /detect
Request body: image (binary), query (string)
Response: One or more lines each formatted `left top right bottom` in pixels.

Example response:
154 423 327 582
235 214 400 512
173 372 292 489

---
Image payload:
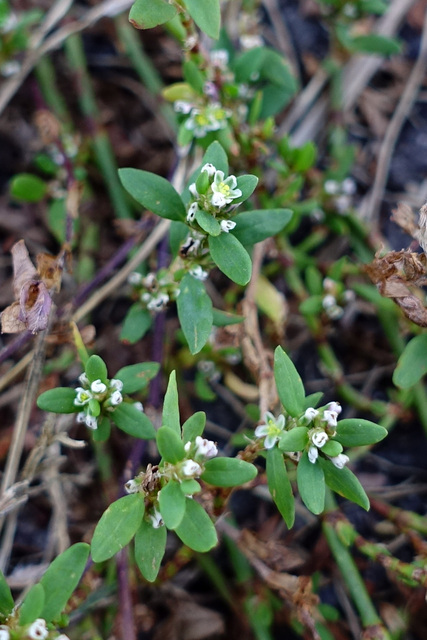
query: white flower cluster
181 437 218 478
75 373 123 430
128 271 178 314
324 177 356 215
322 277 355 321
175 102 231 139
255 402 350 470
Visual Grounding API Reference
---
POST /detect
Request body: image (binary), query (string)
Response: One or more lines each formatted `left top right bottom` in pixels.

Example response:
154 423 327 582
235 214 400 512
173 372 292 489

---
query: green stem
64 34 133 219
34 56 70 122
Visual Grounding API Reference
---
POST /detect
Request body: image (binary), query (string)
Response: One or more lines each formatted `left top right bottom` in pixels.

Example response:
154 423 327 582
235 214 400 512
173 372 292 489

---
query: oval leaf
182 411 206 443
19 583 45 626
119 168 186 221
393 334 427 389
274 346 305 417
201 457 257 487
120 304 152 344
159 480 186 529
112 403 156 439
156 426 185 463
175 498 218 552
162 370 181 435
0 569 14 616
278 427 308 452
39 543 90 623
195 209 221 236
85 355 108 384
91 495 144 563
297 451 325 515
266 447 295 528
134 519 167 582
209 233 252 286
37 388 77 414
318 458 369 511
115 362 160 394
10 173 47 203
177 274 213 355
334 420 387 447
129 0 177 29
232 209 292 247
184 0 220 39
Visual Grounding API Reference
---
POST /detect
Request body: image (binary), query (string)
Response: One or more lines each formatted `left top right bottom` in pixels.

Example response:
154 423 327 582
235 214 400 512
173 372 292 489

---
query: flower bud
91 379 107 394
28 619 48 640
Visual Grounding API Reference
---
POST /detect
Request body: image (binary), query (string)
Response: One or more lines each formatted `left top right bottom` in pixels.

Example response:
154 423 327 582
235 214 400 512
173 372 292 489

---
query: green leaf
334 419 387 447
19 583 45 626
88 399 101 417
134 518 167 582
393 334 427 388
92 416 111 442
182 411 206 442
179 479 201 495
184 0 220 39
195 209 221 236
321 440 343 457
39 543 90 622
177 274 213 354
201 457 257 487
91 495 144 563
232 175 259 203
302 392 323 410
209 233 252 286
85 355 108 384
10 173 47 202
266 447 295 528
162 370 181 435
119 168 186 222
201 141 228 174
156 426 185 463
297 451 325 515
273 346 305 417
115 362 160 393
37 388 77 414
112 403 156 439
348 34 401 56
0 568 14 616
318 458 370 511
120 304 152 344
129 0 177 29
278 427 308 452
212 309 244 326
232 209 292 246
159 480 186 529
175 498 218 552
183 59 205 94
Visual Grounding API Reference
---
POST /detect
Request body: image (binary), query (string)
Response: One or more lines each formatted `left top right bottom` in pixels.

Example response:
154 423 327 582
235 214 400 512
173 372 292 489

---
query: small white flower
330 454 350 469
74 387 92 406
190 265 208 281
304 408 319 421
181 459 202 477
220 220 236 233
195 436 218 459
187 202 198 222
326 305 344 320
28 618 48 640
56 635 71 640
125 479 140 494
85 415 98 430
211 49 229 68
204 81 218 99
133 402 144 412
110 379 123 391
326 401 342 415
211 171 242 207
211 192 228 208
324 179 340 195
142 273 157 289
128 271 143 285
201 163 216 177
1 61 20 77
141 292 151 303
91 379 107 394
335 195 351 214
323 410 338 429
240 34 264 50
184 441 192 452
0 628 10 640
322 295 336 310
189 182 199 198
342 177 356 195
311 431 328 448
174 100 193 114
255 412 285 449
76 412 86 423
110 390 123 406
78 372 89 386
150 508 164 529
147 293 169 312
308 445 319 464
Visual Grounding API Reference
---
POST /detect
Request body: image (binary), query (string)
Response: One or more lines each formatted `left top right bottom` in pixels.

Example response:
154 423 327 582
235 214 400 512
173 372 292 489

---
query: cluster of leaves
0 544 89 639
